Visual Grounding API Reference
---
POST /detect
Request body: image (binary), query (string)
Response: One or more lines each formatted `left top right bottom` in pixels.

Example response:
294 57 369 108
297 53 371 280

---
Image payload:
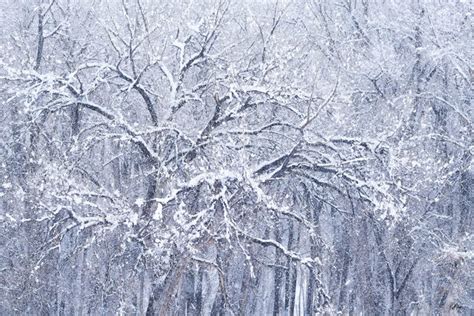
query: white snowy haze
0 0 472 315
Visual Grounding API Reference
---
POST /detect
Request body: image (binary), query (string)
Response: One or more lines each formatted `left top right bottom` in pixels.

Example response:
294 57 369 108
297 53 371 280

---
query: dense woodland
0 0 472 315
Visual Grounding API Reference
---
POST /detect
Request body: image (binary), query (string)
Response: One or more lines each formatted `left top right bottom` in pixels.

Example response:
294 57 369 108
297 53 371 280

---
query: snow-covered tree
0 0 472 314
